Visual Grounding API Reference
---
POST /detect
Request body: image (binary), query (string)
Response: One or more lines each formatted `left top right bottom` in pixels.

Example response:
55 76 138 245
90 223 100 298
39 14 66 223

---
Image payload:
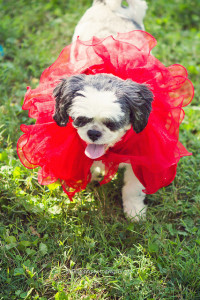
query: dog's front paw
90 161 105 182
123 197 147 221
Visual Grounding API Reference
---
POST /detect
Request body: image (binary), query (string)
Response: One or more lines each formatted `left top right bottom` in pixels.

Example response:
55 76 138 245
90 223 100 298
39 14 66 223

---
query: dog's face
53 74 153 159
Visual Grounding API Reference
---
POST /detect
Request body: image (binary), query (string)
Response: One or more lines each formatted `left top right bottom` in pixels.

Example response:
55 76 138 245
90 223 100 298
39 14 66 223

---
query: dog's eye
73 116 93 127
103 120 119 131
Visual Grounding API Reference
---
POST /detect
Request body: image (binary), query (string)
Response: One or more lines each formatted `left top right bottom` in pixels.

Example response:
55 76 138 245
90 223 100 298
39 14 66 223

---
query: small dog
72 0 147 41
53 0 151 220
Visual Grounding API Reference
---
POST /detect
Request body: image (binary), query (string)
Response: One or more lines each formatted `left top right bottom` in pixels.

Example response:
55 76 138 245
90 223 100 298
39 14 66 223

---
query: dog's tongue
85 144 105 159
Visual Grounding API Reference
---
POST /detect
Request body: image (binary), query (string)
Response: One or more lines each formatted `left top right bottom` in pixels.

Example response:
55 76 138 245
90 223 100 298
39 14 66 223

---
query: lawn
0 0 200 299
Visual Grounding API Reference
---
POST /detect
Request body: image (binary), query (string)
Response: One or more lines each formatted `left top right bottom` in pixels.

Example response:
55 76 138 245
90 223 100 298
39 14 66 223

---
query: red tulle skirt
17 31 194 200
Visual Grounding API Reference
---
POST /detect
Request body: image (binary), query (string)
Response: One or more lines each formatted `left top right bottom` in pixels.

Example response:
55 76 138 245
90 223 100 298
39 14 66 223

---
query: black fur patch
74 116 93 127
103 118 127 131
131 19 142 30
116 80 153 133
53 76 86 127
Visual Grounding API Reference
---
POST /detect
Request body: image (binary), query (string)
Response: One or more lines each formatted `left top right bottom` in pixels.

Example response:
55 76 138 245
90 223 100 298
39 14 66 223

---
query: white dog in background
53 0 150 220
72 0 147 41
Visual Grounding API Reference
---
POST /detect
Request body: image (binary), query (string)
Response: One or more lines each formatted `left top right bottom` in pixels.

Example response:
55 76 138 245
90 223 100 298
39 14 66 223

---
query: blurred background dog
72 0 147 41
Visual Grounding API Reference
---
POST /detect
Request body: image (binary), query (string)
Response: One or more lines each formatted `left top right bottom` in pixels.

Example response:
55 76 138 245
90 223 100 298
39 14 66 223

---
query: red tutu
17 31 194 200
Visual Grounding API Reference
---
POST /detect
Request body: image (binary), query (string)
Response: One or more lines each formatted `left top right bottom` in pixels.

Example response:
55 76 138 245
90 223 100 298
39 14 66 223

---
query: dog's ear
53 75 86 127
53 79 68 126
123 80 153 133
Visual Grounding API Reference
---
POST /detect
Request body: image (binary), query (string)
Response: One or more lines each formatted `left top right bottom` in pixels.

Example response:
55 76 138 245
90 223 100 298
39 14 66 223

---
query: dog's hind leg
122 164 146 221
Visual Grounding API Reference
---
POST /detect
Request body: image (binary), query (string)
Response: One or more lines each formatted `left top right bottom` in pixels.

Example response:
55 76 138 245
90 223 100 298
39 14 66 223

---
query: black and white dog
53 0 152 220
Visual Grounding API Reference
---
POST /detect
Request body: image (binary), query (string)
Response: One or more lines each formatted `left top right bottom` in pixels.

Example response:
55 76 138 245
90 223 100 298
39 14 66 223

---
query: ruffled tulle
17 31 194 199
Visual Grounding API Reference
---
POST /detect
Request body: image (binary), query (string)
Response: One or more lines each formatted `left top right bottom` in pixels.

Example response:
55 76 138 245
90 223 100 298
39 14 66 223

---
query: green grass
0 0 200 299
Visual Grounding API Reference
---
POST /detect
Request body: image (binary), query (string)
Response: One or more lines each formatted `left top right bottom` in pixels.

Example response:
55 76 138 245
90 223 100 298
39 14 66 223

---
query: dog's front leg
90 161 105 182
122 164 146 221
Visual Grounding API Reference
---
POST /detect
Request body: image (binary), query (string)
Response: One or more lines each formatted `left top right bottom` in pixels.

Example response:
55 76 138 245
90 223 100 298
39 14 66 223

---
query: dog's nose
87 130 102 142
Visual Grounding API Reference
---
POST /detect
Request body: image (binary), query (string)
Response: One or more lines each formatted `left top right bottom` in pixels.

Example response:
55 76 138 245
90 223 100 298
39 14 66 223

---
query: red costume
17 31 194 200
